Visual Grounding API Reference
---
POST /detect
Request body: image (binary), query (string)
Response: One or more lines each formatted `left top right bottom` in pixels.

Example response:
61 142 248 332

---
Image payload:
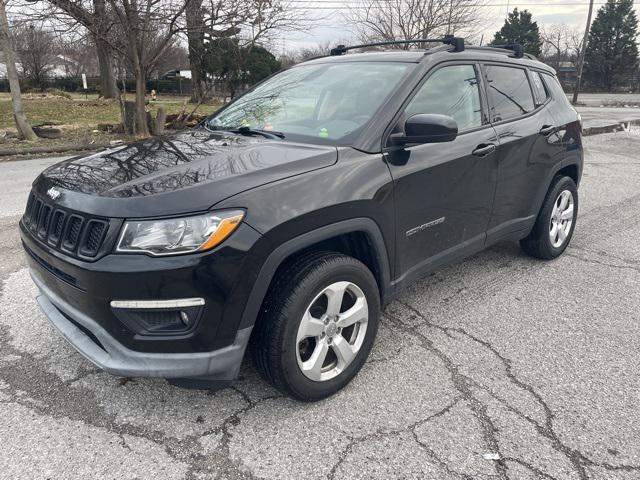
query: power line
263 2 630 10
273 1 620 4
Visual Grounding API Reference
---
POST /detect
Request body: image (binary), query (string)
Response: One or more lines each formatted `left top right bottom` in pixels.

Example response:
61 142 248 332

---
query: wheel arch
238 218 392 330
531 158 582 221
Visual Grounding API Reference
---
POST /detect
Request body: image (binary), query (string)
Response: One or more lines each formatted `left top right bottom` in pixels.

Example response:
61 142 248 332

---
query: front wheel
520 175 578 260
250 253 380 401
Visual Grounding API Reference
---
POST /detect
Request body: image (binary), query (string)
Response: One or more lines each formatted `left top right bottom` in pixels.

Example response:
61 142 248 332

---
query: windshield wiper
233 126 285 139
207 124 285 139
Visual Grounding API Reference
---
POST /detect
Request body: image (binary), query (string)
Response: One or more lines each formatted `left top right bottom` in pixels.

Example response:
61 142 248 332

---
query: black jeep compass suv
20 38 583 401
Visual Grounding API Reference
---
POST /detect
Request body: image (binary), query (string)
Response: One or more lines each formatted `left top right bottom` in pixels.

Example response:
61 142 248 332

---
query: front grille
22 191 110 259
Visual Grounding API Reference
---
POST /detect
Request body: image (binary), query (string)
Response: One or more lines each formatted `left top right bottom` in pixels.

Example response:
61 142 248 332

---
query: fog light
110 298 204 336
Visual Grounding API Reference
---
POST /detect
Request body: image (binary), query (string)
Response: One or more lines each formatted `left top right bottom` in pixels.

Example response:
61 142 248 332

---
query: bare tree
58 31 101 77
108 0 189 134
541 24 566 72
541 24 584 73
22 0 123 98
0 0 37 140
12 23 58 87
148 41 188 78
184 0 314 101
346 0 488 46
40 0 190 135
278 42 334 67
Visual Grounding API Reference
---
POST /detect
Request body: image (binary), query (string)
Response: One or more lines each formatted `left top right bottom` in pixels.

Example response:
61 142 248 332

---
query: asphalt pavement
1 130 639 480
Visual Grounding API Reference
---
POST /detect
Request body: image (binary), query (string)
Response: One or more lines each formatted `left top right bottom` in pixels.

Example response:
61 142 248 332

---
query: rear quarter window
485 65 535 122
530 71 550 106
541 73 573 108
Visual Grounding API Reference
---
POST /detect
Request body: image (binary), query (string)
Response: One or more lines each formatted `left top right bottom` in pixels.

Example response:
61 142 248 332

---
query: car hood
34 129 338 218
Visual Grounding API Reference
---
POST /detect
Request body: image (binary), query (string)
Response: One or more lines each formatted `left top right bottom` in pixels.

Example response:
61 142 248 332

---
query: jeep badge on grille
46 187 61 200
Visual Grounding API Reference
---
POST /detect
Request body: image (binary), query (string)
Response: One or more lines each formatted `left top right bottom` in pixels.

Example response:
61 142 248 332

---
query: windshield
206 62 413 144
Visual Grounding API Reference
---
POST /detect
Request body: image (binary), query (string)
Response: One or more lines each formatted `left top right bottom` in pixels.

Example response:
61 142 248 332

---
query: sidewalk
575 106 640 135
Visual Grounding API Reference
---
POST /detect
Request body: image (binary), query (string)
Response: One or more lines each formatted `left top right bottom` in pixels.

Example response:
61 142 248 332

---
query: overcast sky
277 1 640 54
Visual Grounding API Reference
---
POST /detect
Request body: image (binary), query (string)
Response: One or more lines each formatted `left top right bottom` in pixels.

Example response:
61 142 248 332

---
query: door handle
472 143 496 157
540 125 556 136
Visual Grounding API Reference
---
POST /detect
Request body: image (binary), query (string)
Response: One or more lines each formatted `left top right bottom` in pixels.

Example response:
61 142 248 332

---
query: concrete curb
582 119 640 136
0 143 109 161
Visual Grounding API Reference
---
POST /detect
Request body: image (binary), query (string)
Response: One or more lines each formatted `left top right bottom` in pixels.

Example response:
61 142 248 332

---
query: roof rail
486 43 525 59
330 36 465 56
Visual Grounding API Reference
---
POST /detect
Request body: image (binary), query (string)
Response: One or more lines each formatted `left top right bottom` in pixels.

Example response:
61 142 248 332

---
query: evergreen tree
492 8 543 56
583 0 639 92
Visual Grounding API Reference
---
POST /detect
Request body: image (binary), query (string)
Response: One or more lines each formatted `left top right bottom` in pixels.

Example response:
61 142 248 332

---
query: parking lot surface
1 131 639 480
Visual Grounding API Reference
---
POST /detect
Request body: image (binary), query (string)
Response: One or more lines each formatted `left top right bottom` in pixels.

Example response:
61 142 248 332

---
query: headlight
116 210 244 256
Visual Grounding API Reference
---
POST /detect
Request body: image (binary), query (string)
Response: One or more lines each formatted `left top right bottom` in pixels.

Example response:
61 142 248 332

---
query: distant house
0 54 83 79
159 69 192 80
557 62 578 87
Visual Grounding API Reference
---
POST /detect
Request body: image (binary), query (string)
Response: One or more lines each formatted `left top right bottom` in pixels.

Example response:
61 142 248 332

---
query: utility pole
447 0 454 35
572 0 595 105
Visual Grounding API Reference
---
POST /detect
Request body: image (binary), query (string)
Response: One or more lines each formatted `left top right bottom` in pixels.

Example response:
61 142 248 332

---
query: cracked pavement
1 131 639 479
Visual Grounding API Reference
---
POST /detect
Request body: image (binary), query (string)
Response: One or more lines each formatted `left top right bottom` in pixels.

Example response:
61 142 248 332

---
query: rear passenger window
405 65 483 132
530 71 549 106
485 66 535 122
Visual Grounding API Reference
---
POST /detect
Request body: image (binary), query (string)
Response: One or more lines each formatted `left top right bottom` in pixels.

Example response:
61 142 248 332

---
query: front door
386 63 498 285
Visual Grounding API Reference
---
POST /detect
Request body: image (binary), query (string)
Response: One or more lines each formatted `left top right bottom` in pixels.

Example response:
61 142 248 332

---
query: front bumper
20 211 266 383
32 270 252 380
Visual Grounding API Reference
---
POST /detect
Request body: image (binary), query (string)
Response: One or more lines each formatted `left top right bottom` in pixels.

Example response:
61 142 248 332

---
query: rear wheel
520 175 578 260
250 253 380 401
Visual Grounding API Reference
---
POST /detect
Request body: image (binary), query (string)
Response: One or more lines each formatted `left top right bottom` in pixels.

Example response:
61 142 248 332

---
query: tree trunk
185 0 206 102
95 36 119 98
123 101 136 134
93 0 118 98
0 0 37 141
134 69 149 136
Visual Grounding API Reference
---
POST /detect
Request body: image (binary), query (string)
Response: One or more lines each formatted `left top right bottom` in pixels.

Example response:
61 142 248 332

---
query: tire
520 175 578 260
250 252 380 401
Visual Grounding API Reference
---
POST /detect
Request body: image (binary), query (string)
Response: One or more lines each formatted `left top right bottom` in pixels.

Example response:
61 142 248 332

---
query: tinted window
406 65 482 132
542 73 572 108
530 71 550 106
485 65 535 122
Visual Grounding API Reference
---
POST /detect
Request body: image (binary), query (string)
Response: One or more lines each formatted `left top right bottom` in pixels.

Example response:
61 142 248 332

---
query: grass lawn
0 92 222 154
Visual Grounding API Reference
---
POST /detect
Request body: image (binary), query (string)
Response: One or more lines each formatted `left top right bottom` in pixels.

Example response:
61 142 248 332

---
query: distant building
159 69 192 80
557 62 578 88
0 54 82 79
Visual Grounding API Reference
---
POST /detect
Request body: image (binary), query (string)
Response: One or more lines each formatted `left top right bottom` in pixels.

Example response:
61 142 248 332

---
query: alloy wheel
296 281 369 382
549 190 575 248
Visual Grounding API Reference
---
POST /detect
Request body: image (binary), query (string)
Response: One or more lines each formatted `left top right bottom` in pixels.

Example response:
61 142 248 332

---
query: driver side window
405 65 483 132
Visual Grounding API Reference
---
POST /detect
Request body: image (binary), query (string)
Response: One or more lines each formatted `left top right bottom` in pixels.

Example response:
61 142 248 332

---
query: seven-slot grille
22 191 109 259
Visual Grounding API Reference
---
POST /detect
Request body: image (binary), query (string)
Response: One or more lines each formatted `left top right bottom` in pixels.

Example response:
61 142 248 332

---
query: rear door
483 63 565 242
386 63 498 284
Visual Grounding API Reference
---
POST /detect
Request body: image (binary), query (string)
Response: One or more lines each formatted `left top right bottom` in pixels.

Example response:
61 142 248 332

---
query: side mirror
390 114 458 146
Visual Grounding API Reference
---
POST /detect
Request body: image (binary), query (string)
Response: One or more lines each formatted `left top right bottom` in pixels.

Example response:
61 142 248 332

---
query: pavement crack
326 398 464 480
503 457 560 480
384 306 509 480
564 252 640 273
570 245 640 266
184 389 283 480
390 299 640 480
118 433 132 452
